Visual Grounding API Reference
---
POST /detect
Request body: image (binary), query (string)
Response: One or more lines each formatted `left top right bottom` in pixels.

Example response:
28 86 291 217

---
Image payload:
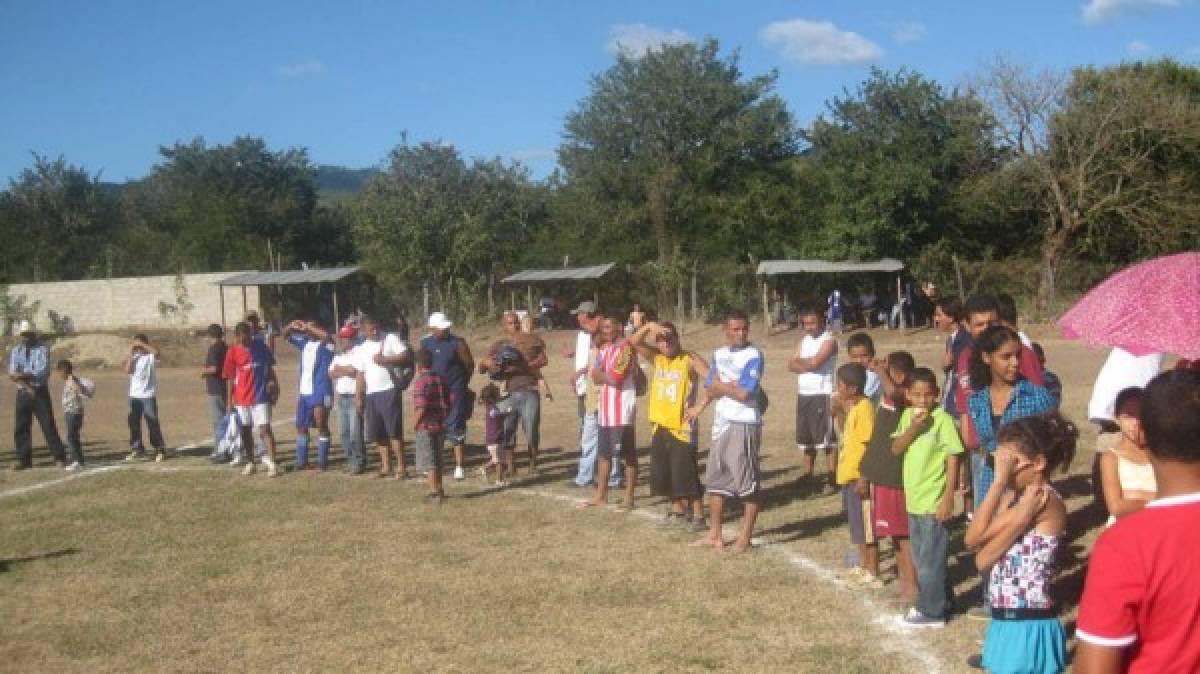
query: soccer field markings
1 451 947 673
0 418 295 501
512 485 947 674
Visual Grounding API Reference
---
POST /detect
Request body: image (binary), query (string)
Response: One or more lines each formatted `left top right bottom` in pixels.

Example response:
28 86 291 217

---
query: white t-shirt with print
709 344 764 438
356 334 407 395
129 352 157 399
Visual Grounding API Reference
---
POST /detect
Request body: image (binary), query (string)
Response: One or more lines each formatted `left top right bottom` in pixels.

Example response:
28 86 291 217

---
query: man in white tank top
788 308 839 494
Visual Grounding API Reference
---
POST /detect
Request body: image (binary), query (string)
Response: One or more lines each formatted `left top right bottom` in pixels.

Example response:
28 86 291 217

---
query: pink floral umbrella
1059 251 1200 359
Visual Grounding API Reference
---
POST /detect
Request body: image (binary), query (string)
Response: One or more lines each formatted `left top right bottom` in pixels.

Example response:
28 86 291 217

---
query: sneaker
894 608 945 629
154 451 167 463
967 606 990 621
229 455 245 466
242 462 256 476
264 458 279 478
477 466 490 482
208 453 227 464
125 450 145 462
65 461 83 472
453 465 465 480
495 479 509 488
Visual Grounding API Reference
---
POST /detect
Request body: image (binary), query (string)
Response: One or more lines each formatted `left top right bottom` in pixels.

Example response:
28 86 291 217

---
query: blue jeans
909 514 950 620
206 393 226 454
501 389 541 451
574 411 622 487
336 394 365 472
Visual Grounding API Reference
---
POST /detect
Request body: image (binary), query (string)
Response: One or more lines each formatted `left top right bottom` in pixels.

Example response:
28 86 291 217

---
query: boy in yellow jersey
631 321 711 532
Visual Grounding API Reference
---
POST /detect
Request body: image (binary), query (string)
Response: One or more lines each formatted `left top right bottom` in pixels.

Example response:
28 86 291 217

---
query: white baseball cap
16 320 36 336
428 312 453 330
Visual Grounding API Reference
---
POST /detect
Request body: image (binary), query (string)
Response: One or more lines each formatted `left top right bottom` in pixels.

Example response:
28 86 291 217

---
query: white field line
1 447 947 673
0 419 294 501
512 486 946 674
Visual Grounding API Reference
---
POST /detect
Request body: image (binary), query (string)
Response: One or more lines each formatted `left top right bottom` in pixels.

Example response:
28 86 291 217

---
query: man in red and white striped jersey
578 314 639 512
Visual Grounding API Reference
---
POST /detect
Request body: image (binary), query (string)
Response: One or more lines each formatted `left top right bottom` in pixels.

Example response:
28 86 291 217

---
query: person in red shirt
1075 368 1200 674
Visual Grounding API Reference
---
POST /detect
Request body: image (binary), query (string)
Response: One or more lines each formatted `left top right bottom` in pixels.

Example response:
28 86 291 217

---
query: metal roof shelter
215 266 361 329
756 258 905 276
500 263 616 312
754 258 907 332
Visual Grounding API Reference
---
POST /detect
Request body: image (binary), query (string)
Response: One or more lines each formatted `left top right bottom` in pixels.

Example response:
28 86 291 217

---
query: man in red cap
328 323 366 474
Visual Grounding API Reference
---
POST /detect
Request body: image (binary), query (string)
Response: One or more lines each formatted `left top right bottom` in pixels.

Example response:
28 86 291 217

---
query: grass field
0 323 1113 672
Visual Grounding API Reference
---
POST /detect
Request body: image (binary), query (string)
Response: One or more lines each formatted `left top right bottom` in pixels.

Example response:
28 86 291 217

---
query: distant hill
94 165 380 203
315 165 380 201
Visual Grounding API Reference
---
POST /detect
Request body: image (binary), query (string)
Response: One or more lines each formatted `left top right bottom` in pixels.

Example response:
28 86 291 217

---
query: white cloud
278 59 327 78
510 149 555 163
1127 39 1152 54
760 19 883 66
891 20 927 44
605 23 695 57
1082 0 1181 25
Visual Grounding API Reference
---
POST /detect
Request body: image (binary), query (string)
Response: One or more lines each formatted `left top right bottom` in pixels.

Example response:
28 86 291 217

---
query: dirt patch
49 330 212 369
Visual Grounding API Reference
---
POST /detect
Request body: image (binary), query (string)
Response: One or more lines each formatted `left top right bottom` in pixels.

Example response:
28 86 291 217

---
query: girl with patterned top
965 412 1077 674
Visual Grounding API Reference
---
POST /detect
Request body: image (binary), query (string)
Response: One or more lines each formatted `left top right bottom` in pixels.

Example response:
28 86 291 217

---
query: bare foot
575 499 603 509
689 536 725 549
615 501 634 512
727 539 753 554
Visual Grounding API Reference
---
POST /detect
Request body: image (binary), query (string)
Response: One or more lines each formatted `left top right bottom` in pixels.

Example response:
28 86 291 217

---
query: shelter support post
332 286 340 330
241 286 248 318
526 285 533 314
219 286 226 332
762 280 769 336
510 290 515 311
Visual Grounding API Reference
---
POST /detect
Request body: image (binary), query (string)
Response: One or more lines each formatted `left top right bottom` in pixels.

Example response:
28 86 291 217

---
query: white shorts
235 403 271 428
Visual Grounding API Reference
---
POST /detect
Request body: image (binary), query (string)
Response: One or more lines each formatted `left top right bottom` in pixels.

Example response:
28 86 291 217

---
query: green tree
975 58 1200 313
353 137 547 319
0 154 119 282
803 68 1007 262
558 38 797 310
128 136 321 272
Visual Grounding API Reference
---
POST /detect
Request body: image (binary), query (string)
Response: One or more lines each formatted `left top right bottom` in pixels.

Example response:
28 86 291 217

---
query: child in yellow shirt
836 363 879 586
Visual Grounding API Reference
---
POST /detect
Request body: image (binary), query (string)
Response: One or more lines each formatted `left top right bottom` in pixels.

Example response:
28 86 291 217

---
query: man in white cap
566 300 620 489
8 321 66 469
420 312 474 479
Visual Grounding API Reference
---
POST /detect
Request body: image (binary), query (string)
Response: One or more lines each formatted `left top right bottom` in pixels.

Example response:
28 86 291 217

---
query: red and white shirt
595 339 636 427
1076 492 1200 674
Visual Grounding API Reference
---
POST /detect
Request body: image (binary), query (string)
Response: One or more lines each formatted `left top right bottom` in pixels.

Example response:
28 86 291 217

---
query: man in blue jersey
420 312 475 480
283 319 336 471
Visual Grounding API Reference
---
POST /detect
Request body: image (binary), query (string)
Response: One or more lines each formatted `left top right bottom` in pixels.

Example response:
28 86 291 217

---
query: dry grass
0 323 1113 672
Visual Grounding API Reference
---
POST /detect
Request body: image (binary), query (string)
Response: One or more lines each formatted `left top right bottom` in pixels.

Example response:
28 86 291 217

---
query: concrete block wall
7 272 262 333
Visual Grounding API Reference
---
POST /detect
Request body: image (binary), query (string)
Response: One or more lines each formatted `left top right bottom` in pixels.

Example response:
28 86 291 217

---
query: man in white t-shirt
685 309 765 553
125 333 167 462
355 315 411 478
566 300 620 489
328 324 366 474
788 308 838 494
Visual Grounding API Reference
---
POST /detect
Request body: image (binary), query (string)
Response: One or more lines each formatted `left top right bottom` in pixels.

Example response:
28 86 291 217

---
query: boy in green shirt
891 367 963 628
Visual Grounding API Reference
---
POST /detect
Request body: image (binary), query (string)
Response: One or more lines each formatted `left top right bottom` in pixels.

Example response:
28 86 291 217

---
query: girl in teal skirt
965 412 1077 674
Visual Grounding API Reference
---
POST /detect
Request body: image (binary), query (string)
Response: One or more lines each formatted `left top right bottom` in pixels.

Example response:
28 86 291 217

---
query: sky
2 0 1198 183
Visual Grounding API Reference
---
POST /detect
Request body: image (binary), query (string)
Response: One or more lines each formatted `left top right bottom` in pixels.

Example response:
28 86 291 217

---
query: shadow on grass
0 547 80 573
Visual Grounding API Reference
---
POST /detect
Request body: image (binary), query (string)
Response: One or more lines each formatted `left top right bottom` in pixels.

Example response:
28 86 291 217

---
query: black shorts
795 393 834 452
597 425 636 461
649 427 703 499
